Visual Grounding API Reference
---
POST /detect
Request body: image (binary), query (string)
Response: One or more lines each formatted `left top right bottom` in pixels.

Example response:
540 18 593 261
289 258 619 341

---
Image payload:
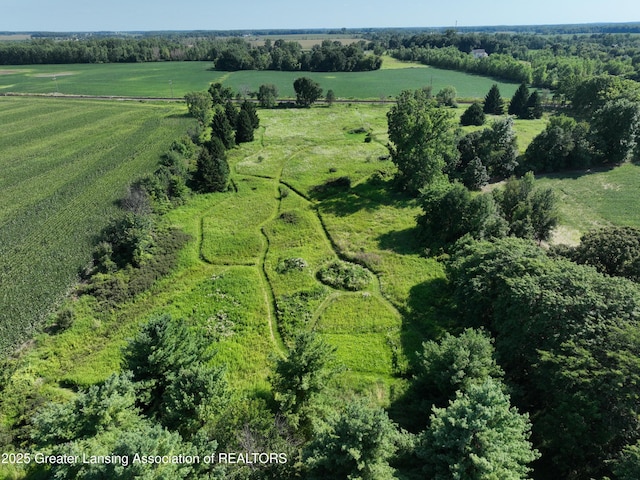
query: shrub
460 102 485 126
276 257 309 274
279 211 298 224
310 176 351 197
317 261 372 291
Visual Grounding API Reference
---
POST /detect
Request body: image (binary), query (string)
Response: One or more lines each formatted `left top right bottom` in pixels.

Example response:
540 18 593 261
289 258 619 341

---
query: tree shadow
377 227 422 255
387 275 460 432
314 175 415 217
535 163 619 180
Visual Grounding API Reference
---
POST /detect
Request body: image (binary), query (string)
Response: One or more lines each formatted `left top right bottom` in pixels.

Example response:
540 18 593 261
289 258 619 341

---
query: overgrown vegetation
317 260 373 291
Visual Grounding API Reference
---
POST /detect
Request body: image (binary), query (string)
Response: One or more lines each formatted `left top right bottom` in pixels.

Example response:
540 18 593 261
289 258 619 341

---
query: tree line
0 37 382 72
377 29 640 87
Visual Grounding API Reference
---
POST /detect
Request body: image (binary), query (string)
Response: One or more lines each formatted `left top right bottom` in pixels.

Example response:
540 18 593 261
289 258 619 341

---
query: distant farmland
0 97 192 354
0 60 521 99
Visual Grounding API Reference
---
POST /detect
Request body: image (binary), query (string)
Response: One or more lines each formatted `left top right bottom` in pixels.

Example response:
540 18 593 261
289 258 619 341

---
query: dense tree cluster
447 238 640 478
521 78 640 172
508 83 543 119
0 37 382 72
417 173 557 252
186 83 261 192
449 116 519 187
29 314 226 479
553 226 640 281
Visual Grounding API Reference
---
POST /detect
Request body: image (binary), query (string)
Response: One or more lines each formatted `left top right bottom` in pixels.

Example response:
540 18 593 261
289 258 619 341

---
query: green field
0 97 192 354
0 59 521 99
537 162 640 244
4 90 640 479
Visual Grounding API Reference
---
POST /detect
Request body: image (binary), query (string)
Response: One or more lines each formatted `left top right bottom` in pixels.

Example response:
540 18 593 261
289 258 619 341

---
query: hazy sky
2 0 640 32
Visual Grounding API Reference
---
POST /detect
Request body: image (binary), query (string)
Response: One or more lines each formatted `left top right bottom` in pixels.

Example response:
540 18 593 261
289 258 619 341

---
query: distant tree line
377 29 640 86
0 37 382 72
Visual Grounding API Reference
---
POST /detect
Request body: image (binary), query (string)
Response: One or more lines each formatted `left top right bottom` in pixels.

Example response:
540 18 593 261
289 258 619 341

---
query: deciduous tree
387 89 458 194
293 77 323 107
590 98 640 164
257 83 278 108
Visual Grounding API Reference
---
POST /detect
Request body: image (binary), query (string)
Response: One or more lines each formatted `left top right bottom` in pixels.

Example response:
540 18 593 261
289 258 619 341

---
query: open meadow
0 98 566 422
0 96 192 354
0 58 521 99
3 84 640 479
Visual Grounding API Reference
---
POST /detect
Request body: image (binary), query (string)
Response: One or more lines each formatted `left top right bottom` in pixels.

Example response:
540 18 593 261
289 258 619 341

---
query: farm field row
0 58 521 99
0 97 192 354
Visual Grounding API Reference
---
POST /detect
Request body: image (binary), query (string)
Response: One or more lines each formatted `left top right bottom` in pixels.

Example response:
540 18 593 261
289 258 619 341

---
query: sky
2 0 640 32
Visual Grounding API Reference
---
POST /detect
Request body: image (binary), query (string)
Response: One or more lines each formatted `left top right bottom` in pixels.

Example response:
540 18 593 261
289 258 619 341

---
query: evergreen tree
460 102 485 126
304 400 399 480
194 138 229 192
240 100 260 129
525 90 543 119
270 331 337 432
224 100 238 129
210 109 235 149
483 84 504 115
508 82 530 117
462 156 490 190
419 379 539 480
235 109 254 144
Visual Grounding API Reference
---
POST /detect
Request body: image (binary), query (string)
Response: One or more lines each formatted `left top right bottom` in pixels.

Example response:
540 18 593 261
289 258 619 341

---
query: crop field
0 96 192 354
0 58 521 99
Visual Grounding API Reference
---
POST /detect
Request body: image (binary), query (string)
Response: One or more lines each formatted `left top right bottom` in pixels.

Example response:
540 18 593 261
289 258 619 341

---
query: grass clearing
537 162 640 244
0 98 560 439
200 176 276 265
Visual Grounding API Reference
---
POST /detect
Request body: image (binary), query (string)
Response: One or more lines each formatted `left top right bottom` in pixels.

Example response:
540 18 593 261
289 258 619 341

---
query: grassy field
3 94 640 480
0 96 192 354
0 59 521 99
0 98 551 389
537 162 640 244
